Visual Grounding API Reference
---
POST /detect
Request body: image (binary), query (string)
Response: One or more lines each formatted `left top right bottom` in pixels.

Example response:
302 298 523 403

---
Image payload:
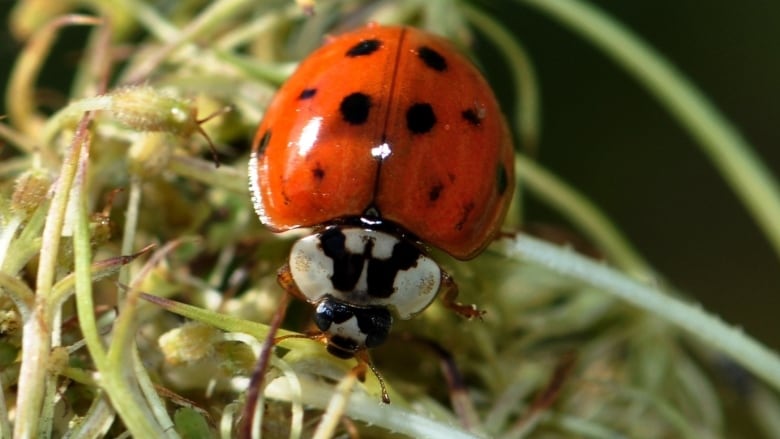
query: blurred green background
0 0 778 353
485 0 780 353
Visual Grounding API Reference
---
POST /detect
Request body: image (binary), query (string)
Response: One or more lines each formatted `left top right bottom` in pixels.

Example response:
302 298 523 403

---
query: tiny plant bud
159 322 221 365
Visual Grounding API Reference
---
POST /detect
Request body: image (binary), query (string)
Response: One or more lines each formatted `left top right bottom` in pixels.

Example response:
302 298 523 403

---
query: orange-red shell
249 25 514 260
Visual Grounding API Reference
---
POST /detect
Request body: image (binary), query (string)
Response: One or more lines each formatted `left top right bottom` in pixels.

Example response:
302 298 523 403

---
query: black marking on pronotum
340 92 372 125
417 46 447 72
455 202 475 231
320 228 367 292
346 39 381 57
429 183 443 202
496 164 508 195
255 130 271 155
366 239 420 298
319 228 422 298
298 88 317 100
406 103 436 134
462 108 482 126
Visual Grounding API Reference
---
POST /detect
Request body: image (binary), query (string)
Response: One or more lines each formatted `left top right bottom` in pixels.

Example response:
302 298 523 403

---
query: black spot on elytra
455 202 475 231
417 46 447 71
462 108 482 126
496 164 508 195
429 183 443 201
312 165 325 181
340 92 372 125
255 130 271 155
406 103 436 134
346 39 381 57
298 88 317 100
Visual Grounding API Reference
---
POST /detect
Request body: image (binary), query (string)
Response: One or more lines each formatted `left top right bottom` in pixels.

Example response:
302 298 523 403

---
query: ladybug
249 24 514 360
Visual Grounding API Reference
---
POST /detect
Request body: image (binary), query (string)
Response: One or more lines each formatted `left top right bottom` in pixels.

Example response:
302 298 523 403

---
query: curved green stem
518 0 780 262
13 116 90 439
516 154 654 280
71 119 168 436
461 3 541 154
496 233 780 393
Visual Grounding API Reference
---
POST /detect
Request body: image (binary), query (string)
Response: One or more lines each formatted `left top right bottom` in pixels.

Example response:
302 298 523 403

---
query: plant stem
462 4 541 154
71 121 169 436
497 234 780 393
515 155 654 280
518 0 780 263
13 116 91 439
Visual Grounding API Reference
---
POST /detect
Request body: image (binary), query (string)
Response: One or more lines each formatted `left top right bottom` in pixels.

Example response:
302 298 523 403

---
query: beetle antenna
356 350 390 404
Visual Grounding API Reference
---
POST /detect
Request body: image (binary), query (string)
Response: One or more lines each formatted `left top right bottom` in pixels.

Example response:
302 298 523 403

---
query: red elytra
249 24 514 260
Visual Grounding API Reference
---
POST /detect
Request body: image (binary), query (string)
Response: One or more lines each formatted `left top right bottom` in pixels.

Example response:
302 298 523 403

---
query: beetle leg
277 262 309 302
439 272 485 320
